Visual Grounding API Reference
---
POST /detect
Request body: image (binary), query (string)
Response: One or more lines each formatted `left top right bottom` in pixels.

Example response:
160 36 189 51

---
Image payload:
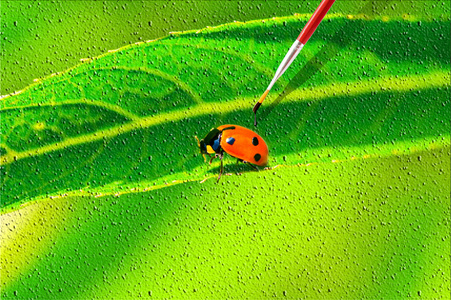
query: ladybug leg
217 152 224 182
246 162 259 172
208 155 216 165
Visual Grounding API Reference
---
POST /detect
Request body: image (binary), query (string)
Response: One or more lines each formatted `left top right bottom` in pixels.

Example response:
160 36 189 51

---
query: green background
1 0 449 95
1 1 450 299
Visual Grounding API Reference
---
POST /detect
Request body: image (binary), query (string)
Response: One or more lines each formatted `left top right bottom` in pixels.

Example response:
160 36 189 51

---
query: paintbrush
253 0 336 125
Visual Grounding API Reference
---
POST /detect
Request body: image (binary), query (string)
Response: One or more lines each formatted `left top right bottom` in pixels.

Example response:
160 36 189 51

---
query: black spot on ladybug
226 137 235 145
254 153 261 162
252 137 259 146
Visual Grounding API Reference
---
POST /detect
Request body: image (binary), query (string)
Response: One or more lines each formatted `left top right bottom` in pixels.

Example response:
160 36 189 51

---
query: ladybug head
195 136 208 162
196 128 222 162
199 139 208 155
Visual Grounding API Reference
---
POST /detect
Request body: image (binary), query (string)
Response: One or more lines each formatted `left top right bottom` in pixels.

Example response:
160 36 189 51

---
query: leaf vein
1 71 448 166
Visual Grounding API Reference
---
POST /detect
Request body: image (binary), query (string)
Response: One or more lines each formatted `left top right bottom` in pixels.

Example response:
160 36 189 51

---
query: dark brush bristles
253 90 268 126
253 101 261 114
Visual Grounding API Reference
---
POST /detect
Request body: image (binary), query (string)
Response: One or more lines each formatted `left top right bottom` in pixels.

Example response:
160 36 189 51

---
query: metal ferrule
267 40 304 91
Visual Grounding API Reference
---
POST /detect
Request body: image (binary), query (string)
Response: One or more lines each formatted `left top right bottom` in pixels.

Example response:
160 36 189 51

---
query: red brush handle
297 0 335 45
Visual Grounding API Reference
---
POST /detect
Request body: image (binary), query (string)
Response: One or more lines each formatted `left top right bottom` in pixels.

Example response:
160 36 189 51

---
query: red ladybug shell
217 124 268 166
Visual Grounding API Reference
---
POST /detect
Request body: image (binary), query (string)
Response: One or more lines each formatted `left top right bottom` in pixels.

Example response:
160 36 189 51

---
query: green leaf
1 15 449 209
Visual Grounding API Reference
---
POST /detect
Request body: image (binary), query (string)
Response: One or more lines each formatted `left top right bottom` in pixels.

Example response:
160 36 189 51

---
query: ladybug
196 124 268 181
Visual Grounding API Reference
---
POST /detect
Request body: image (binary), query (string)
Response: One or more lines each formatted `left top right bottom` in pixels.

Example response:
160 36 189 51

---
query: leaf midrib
1 71 448 165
